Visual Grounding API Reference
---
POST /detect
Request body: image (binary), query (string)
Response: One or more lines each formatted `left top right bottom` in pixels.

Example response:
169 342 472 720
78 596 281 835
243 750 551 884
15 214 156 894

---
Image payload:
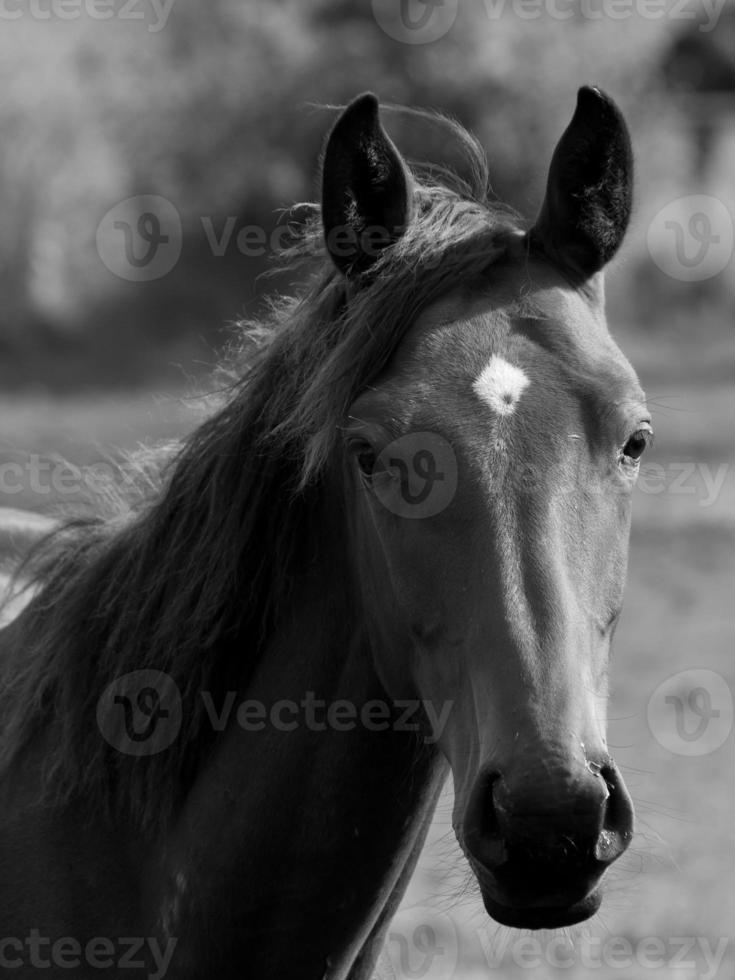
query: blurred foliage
0 0 733 388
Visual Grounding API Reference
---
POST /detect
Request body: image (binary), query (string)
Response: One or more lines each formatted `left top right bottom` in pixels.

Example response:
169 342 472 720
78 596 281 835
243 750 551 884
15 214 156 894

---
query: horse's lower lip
481 888 601 930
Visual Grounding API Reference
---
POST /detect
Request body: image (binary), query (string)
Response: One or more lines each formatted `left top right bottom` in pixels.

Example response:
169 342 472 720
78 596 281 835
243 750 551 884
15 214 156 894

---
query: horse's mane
0 109 521 833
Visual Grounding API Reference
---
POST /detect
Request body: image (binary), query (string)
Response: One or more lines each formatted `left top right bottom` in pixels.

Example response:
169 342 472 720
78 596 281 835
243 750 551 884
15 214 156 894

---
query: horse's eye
350 440 378 478
622 428 651 463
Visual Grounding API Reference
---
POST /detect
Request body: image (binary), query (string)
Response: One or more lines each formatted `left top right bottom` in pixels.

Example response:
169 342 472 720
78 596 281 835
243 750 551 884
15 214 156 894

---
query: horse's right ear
322 93 413 276
529 86 633 279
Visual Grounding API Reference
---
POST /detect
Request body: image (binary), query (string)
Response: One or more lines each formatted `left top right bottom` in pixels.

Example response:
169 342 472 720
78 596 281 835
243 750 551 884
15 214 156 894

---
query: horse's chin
481 888 602 930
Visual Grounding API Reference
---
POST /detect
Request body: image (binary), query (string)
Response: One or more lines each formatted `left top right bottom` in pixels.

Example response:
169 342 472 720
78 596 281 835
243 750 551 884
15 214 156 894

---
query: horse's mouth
480 886 602 930
465 844 607 930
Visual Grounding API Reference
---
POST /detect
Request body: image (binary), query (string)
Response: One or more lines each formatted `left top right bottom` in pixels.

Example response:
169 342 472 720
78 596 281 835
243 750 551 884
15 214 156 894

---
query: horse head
327 89 647 929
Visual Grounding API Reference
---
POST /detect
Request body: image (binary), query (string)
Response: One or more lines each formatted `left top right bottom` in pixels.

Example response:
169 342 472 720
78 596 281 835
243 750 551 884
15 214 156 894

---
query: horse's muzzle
461 759 634 929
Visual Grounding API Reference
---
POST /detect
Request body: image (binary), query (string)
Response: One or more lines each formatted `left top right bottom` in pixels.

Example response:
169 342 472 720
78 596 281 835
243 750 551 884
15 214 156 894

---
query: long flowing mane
0 110 522 833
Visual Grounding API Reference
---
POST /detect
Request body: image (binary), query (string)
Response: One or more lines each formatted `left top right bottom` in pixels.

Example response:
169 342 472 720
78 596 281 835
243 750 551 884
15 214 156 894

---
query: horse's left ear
529 86 633 278
322 93 414 276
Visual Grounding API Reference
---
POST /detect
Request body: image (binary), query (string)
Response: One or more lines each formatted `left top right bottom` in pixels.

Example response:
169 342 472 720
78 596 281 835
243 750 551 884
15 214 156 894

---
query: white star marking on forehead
473 355 530 416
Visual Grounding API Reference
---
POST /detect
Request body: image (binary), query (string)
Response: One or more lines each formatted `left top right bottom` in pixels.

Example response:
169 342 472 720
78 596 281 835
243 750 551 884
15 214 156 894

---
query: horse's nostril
463 771 508 870
594 828 624 863
595 763 635 863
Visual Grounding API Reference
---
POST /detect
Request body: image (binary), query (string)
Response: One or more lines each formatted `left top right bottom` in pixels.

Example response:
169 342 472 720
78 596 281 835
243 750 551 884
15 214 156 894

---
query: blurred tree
0 0 724 387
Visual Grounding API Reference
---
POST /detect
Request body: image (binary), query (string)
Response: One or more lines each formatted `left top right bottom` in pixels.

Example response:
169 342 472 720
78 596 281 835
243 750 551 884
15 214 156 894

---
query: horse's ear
529 86 633 278
322 93 413 276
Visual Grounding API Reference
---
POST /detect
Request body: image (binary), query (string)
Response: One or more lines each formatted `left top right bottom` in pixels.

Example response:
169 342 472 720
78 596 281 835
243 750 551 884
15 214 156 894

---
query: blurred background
0 1 733 976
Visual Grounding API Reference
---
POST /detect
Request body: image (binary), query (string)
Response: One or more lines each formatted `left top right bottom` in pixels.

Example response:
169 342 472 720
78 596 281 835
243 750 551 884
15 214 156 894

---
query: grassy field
0 366 733 979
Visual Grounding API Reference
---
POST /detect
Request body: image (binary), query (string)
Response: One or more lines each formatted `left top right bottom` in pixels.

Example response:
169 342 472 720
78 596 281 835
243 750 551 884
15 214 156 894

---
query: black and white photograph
0 2 732 977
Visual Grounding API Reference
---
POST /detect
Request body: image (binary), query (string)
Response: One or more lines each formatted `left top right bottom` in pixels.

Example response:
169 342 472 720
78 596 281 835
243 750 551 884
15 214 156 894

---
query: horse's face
325 90 644 928
346 260 646 928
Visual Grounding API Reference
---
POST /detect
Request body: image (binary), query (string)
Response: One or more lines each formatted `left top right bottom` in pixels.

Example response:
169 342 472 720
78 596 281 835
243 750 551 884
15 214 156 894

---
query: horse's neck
162 565 446 979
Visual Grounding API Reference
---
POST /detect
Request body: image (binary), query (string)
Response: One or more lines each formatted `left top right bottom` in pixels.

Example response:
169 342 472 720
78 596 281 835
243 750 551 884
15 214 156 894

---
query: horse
0 87 651 979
